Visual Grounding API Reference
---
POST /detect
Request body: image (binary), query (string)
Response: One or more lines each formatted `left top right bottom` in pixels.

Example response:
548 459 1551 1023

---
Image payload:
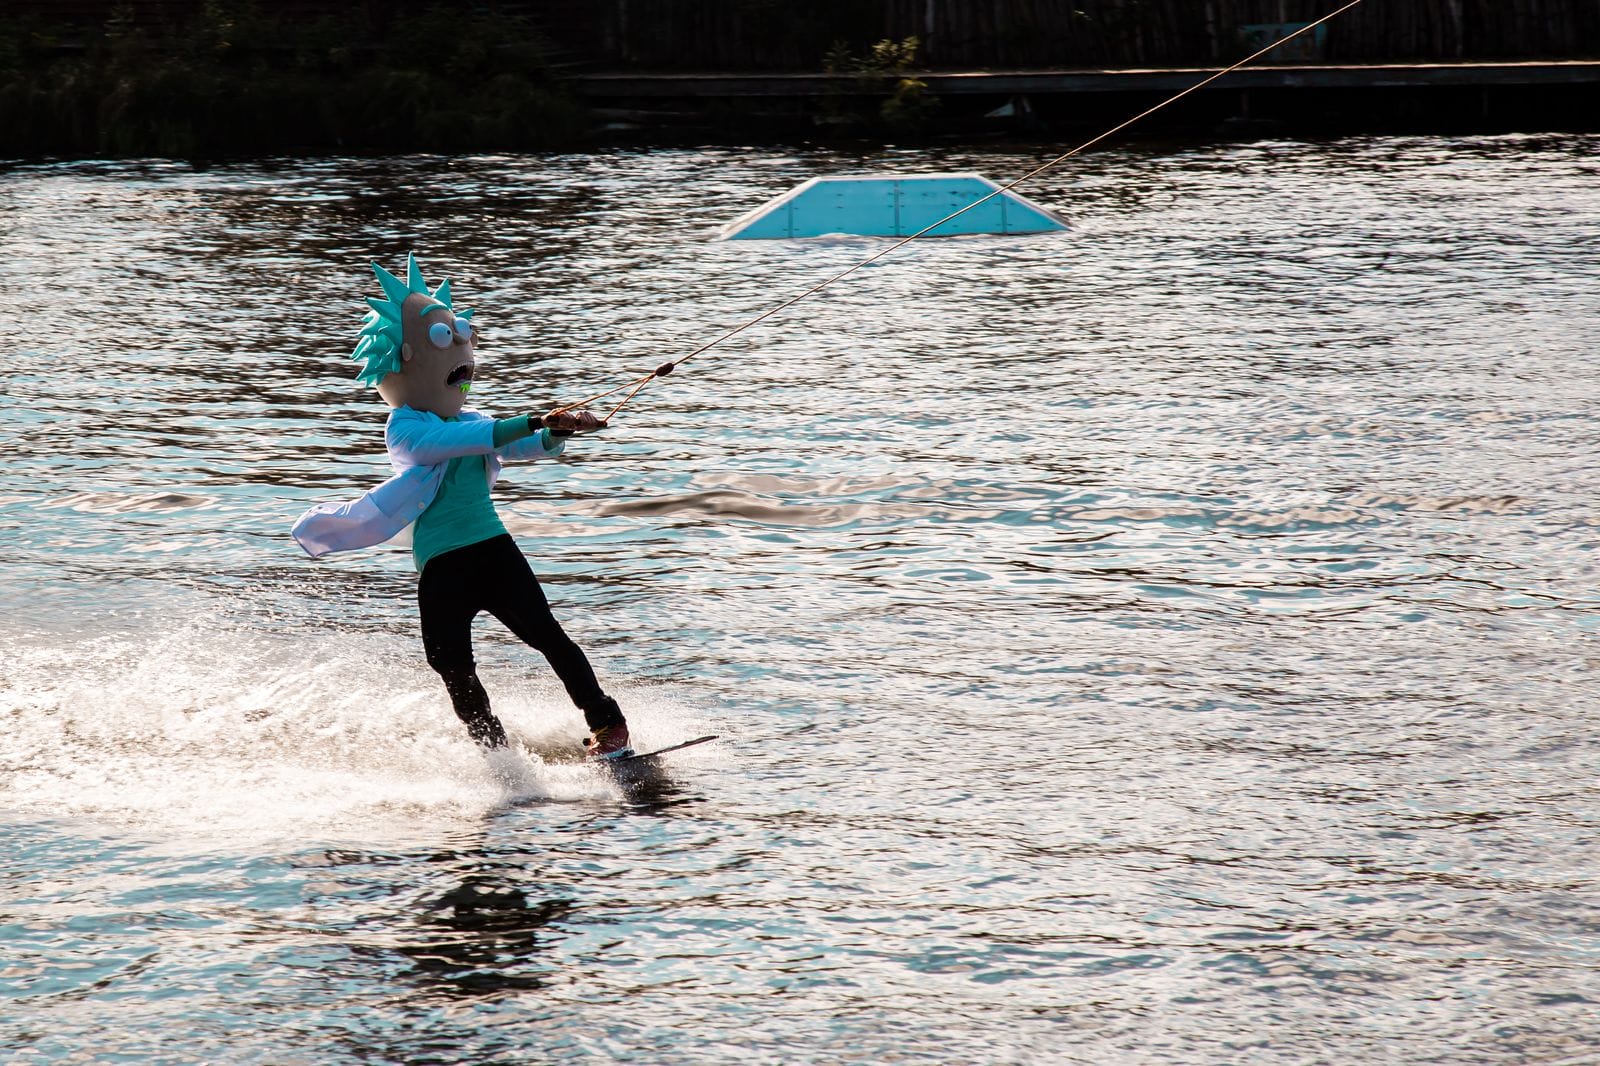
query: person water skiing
291 253 633 761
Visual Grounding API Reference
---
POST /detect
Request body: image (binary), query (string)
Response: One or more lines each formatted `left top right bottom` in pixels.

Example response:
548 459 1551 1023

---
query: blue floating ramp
719 173 1068 240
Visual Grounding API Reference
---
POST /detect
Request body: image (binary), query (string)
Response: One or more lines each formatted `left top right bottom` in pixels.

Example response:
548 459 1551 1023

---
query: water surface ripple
3 134 1599 1064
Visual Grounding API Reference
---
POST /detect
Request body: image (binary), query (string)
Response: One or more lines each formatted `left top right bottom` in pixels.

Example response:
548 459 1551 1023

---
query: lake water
3 133 1598 1063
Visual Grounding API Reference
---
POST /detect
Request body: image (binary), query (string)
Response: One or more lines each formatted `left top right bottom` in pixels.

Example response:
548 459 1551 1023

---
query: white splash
0 613 713 848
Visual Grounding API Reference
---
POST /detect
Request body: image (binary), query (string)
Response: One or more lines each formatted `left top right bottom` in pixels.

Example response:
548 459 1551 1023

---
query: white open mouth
446 362 475 388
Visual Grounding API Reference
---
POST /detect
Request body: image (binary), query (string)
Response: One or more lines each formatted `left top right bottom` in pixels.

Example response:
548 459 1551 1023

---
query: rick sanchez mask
352 253 477 418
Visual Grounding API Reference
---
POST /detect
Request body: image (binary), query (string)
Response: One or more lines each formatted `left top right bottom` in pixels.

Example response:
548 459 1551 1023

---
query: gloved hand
539 408 607 436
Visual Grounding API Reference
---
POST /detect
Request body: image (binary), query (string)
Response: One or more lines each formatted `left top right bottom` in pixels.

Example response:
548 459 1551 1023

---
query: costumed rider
291 253 634 761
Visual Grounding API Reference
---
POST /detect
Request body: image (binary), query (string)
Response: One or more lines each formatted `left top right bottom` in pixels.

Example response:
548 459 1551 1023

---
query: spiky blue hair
351 253 474 386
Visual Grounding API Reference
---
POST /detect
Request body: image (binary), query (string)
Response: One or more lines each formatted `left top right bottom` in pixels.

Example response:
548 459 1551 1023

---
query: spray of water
0 612 711 847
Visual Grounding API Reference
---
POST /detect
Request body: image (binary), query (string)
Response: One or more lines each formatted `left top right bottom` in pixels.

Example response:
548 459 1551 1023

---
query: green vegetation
820 36 939 135
0 1 589 158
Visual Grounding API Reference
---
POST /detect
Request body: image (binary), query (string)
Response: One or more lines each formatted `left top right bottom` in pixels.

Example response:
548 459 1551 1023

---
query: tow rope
548 0 1366 428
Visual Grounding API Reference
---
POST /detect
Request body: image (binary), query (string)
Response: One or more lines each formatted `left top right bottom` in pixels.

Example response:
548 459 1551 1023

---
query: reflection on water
2 134 1599 1063
401 881 575 996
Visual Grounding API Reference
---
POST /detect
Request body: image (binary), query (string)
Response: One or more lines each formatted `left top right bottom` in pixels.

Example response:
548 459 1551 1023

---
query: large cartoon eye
428 322 454 349
453 319 473 342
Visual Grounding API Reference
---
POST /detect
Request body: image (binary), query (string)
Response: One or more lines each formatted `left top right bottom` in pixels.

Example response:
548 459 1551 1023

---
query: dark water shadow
607 759 706 814
395 879 576 996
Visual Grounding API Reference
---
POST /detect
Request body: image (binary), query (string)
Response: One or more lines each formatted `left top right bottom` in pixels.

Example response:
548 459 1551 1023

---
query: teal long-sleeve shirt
412 415 547 572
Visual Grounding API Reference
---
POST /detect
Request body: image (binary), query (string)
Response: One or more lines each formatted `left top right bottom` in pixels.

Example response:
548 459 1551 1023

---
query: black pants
418 534 624 747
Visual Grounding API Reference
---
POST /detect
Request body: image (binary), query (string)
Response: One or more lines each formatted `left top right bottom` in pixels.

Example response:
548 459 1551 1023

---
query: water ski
604 734 717 767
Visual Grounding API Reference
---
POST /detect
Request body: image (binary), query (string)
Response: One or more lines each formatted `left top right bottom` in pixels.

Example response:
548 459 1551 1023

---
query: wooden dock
571 61 1600 137
576 61 1600 98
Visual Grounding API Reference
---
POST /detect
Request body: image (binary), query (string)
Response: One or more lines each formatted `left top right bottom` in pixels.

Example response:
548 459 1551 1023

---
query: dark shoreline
4 1 1597 160
8 65 1597 163
0 5 587 159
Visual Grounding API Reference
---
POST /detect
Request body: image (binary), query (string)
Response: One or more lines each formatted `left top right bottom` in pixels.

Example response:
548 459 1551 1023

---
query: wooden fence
534 0 1600 69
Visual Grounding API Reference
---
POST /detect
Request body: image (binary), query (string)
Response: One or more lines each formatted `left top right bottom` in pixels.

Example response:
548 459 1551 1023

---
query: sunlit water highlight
3 134 1599 1063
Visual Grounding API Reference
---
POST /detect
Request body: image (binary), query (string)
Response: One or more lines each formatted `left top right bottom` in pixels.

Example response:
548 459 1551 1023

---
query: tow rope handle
534 411 608 437
541 361 677 432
